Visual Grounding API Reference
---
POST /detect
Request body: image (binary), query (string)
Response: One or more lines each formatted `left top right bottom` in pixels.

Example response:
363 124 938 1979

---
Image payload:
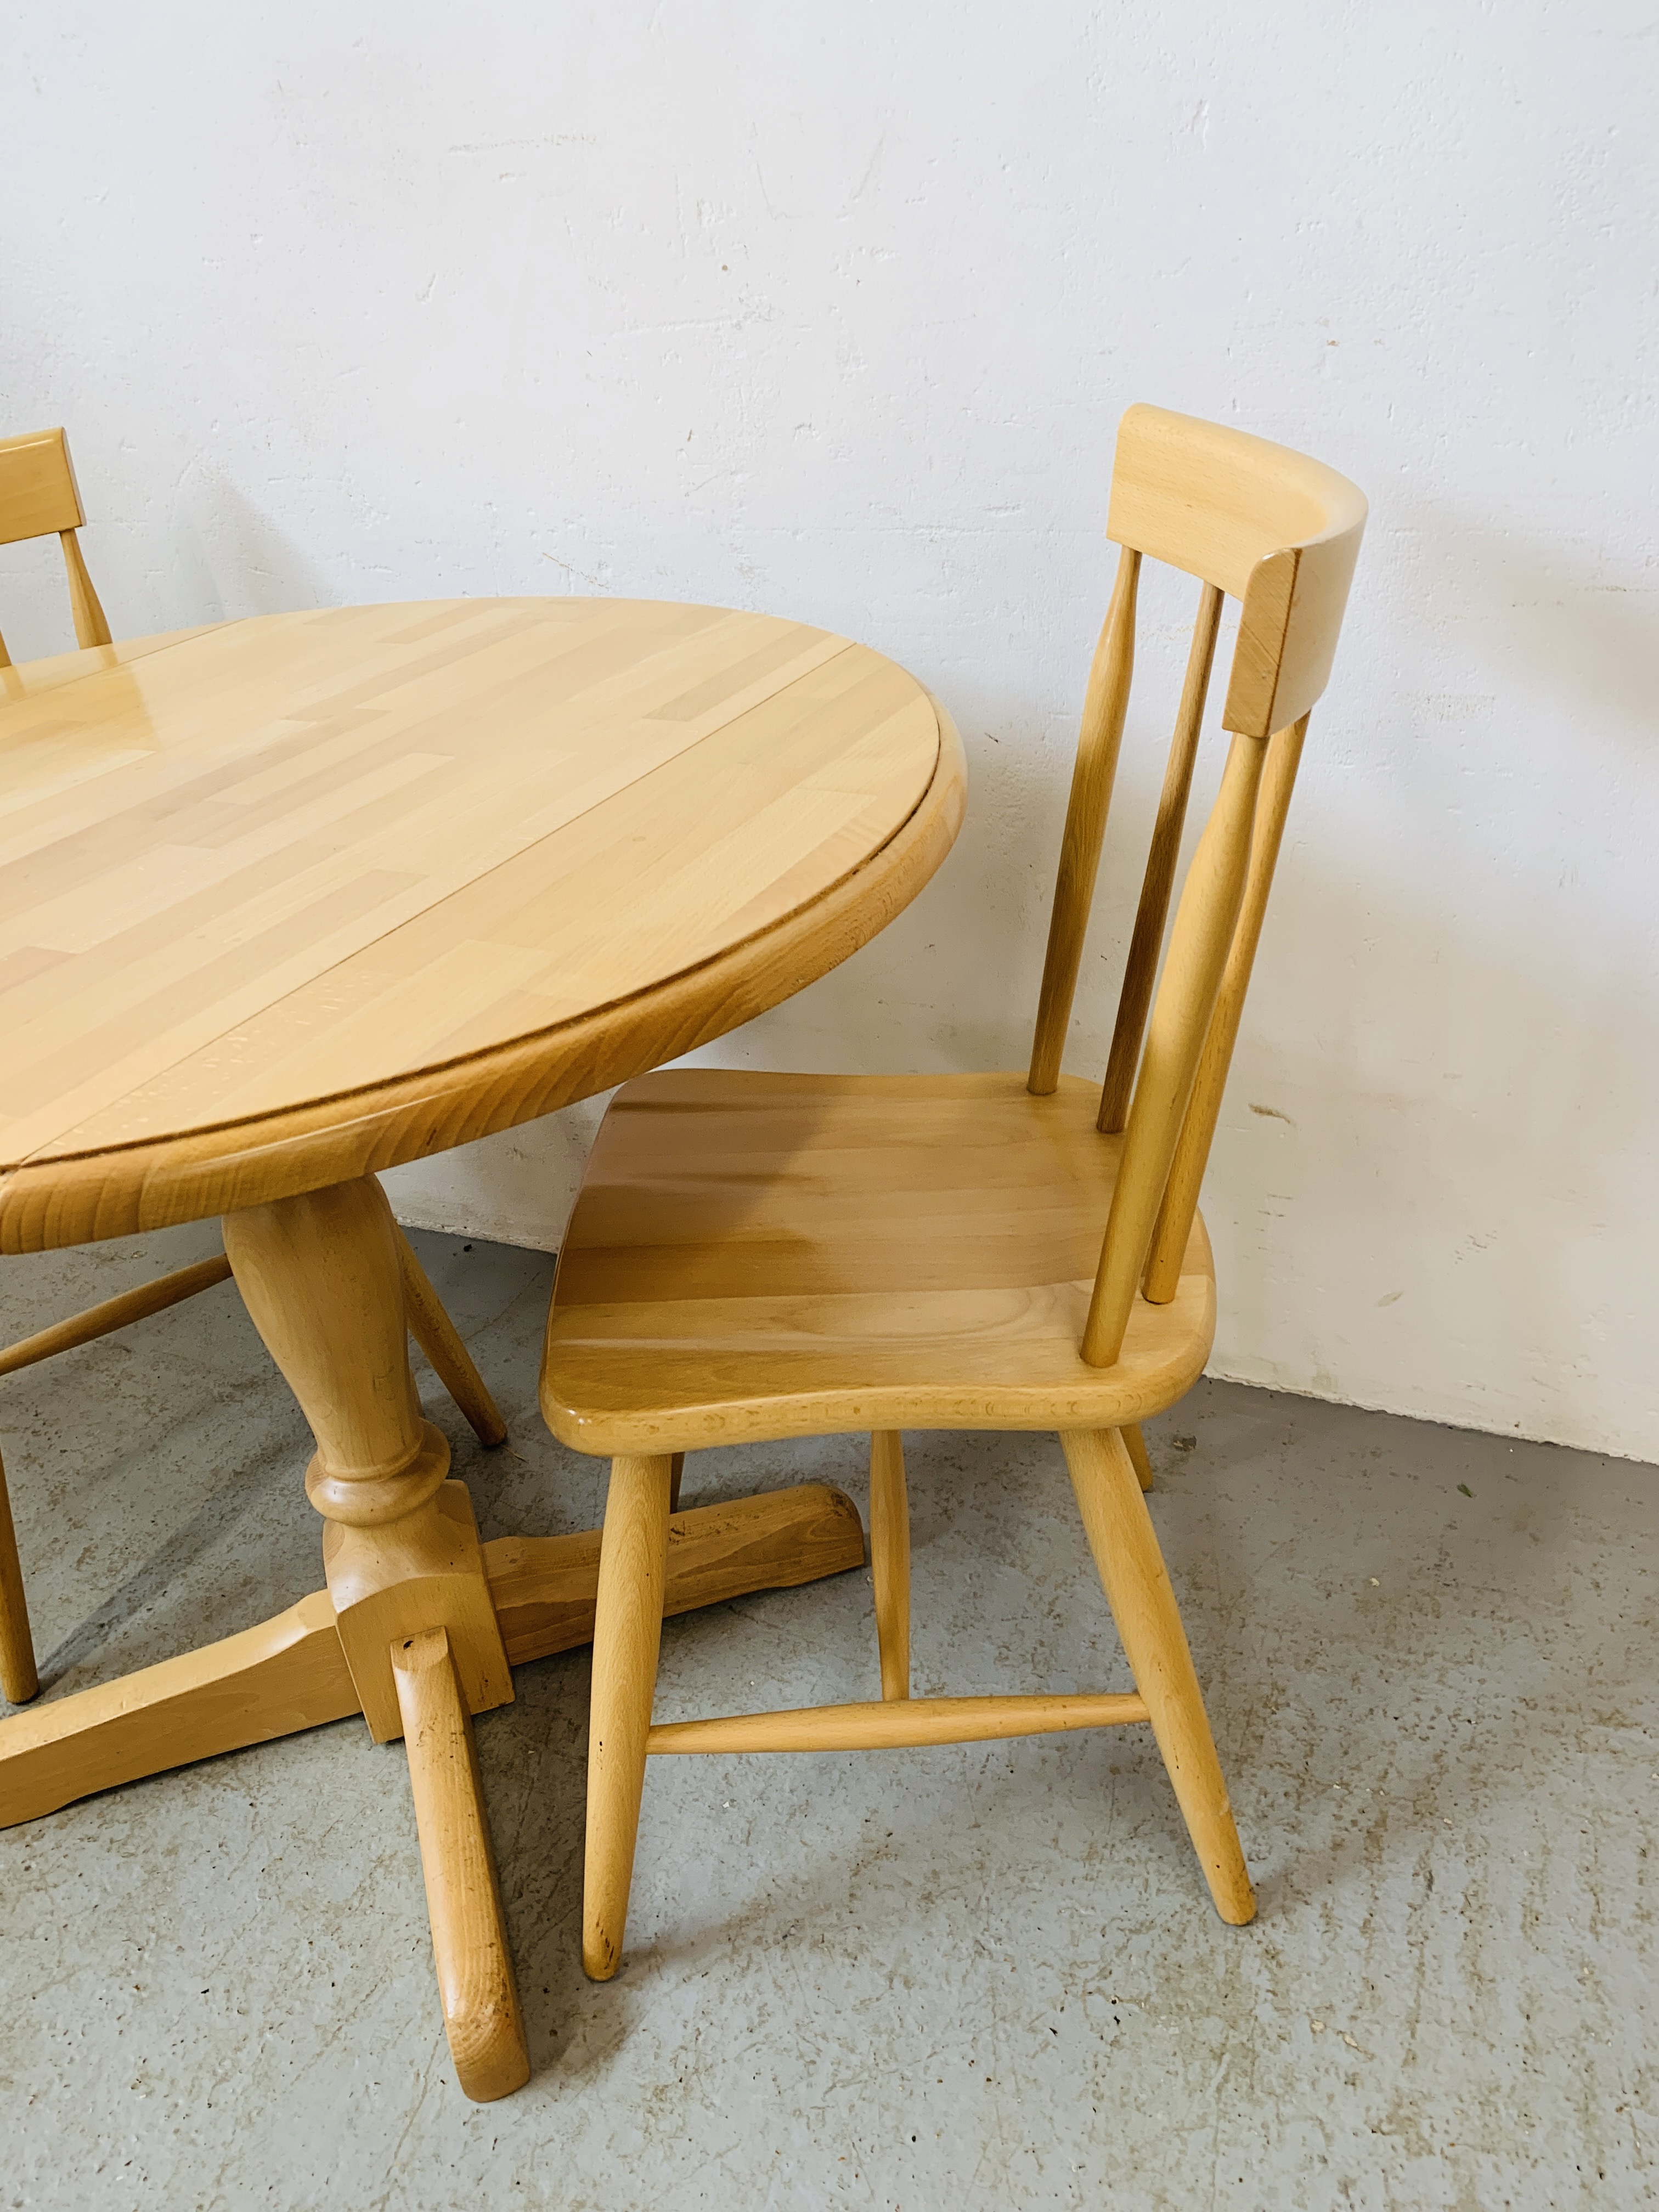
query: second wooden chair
0 429 508 1710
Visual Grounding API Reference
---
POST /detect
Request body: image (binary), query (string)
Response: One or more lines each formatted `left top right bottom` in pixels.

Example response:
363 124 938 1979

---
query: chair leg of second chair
1059 1427 1255 1926
1121 1423 1155 1492
0 1447 39 1706
868 1430 911 1701
394 1228 508 1448
584 1453 675 1980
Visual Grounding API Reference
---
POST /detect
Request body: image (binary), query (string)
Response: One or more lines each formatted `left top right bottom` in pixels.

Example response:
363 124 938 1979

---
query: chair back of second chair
1025 404 1367 1369
0 426 112 668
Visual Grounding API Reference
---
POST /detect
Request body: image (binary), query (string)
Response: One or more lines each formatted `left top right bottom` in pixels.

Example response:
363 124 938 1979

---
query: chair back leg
868 1431 911 1700
394 1228 508 1447
1121 1423 1155 1491
585 1453 674 1979
0 1448 38 1704
1059 1427 1255 1924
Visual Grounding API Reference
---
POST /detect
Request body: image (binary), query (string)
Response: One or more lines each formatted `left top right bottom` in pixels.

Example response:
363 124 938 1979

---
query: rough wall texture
4 4 1655 1457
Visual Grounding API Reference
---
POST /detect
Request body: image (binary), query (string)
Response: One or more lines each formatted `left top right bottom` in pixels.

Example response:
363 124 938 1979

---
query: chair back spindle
1081 727 1267 1365
1142 712 1308 1303
1026 404 1365 1369
1026 545 1141 1093
0 427 112 669
1097 580 1223 1133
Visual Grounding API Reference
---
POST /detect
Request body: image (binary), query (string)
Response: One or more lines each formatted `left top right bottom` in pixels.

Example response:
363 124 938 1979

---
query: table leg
221 1172 521 2097
393 1627 528 2101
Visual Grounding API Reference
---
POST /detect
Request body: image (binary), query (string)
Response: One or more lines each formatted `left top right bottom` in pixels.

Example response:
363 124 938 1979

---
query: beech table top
0 599 961 1252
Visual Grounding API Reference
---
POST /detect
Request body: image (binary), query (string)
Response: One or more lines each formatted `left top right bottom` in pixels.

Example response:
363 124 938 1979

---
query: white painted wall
5 5 1656 1458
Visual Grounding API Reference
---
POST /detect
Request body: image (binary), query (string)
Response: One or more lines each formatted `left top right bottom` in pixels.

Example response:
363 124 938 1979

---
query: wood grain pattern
0 1448 38 1705
0 610 961 1254
59 531 111 652
0 626 219 707
1028 546 1140 1093
0 428 87 545
1107 403 1367 738
0 585 961 2100
1097 582 1223 1132
1082 731 1266 1367
1061 1427 1255 1922
647 1691 1149 1754
485 1484 866 1666
1143 714 1310 1303
543 408 1364 1972
868 1429 910 1700
541 1071 1215 1453
393 1626 529 2102
0 1588 355 1827
0 1253 233 1378
223 1176 511 1741
0 430 108 669
0 1227 499 1705
396 1228 507 1447
584 1454 673 1980
1121 1423 1155 1493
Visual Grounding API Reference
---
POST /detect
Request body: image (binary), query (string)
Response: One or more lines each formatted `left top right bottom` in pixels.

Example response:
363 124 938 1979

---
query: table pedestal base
0 1481 864 2091
2 1169 870 2099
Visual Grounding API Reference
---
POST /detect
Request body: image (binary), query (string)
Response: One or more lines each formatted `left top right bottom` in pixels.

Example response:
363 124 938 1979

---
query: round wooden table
0 598 964 2097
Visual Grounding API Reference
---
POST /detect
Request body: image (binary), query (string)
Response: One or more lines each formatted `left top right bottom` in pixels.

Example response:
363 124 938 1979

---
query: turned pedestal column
224 1173 529 2101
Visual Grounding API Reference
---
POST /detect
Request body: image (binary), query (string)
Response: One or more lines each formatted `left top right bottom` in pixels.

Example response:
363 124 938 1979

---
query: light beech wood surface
1062 1427 1255 1921
0 1484 866 1829
393 1627 530 2101
0 1254 234 1379
0 626 219 705
0 428 111 668
1143 714 1310 1302
647 1691 1150 1753
543 405 1365 1983
584 1455 674 1980
0 1449 37 1705
0 428 509 1693
0 592 955 2100
0 598 956 1251
1098 582 1223 1132
868 1430 911 1700
0 1219 505 1709
543 1071 1215 1450
1026 545 1140 1093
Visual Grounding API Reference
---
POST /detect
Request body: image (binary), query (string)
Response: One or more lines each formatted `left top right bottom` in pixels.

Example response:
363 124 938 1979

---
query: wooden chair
541 402 1365 1978
0 428 508 1709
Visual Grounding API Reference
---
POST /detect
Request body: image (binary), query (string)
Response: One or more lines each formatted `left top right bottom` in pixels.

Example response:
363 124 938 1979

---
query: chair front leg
584 1453 674 1980
1060 1427 1254 1925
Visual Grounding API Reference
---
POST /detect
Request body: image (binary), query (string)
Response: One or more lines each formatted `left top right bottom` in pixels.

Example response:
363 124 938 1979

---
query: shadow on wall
1432 510 1659 752
171 464 334 624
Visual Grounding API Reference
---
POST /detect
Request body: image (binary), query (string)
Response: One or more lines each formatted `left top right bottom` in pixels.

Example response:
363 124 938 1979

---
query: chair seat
540 1070 1215 1452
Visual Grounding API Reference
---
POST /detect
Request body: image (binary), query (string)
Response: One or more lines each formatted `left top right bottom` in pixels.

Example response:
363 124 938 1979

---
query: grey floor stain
1 1225 1654 2209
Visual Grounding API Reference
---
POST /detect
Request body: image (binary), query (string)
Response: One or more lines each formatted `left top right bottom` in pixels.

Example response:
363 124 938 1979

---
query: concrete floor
0 1223 1653 2211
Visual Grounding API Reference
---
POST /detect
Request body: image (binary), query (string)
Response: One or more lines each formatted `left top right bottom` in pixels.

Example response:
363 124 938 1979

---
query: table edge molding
0 701 966 1252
